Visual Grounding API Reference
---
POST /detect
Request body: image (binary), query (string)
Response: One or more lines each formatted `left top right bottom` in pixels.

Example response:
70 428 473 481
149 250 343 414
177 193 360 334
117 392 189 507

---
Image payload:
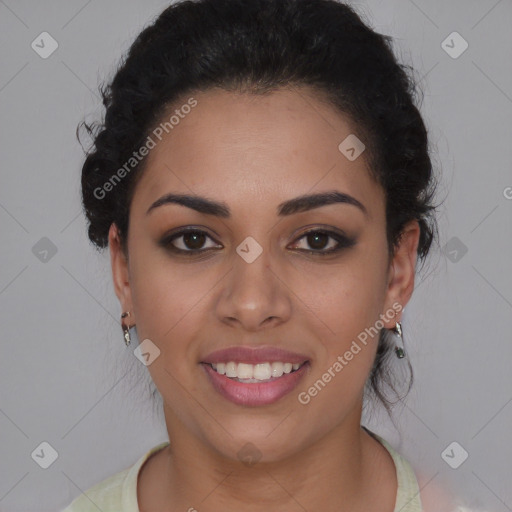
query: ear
382 220 421 328
109 222 135 322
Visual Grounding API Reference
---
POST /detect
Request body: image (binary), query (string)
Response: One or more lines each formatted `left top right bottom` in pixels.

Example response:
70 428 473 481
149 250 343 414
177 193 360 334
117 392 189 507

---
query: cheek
297 249 388 346
128 256 208 424
296 352 373 431
127 248 220 394
293 243 389 402
295 267 386 418
129 241 207 340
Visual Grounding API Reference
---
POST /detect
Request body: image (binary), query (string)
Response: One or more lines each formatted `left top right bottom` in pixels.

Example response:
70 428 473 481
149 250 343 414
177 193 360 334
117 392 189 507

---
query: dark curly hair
79 0 441 418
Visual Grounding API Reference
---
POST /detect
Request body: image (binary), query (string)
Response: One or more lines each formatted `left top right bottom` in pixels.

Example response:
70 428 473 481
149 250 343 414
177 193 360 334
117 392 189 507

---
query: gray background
1 0 511 510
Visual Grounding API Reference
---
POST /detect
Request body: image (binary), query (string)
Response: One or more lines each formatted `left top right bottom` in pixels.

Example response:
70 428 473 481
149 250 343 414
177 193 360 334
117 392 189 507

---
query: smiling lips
201 346 310 406
211 361 302 381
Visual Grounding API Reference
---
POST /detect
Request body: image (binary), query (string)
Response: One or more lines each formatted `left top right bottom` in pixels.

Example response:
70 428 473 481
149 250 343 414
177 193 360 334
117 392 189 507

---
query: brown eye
291 229 356 255
305 232 330 250
159 229 221 254
181 232 207 250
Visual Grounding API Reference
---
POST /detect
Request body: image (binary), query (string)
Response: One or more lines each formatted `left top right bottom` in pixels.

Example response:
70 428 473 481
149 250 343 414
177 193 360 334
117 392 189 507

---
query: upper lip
201 346 309 365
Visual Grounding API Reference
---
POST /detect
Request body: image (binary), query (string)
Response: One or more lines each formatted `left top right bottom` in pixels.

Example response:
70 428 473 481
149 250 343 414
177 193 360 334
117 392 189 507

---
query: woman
64 0 453 510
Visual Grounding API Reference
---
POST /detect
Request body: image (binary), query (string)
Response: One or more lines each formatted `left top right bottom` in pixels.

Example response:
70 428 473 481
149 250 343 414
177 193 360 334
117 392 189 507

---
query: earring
121 311 133 347
390 321 405 359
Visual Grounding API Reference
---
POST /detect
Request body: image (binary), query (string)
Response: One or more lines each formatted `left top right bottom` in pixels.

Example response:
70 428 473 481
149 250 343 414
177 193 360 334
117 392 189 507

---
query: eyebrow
146 190 368 218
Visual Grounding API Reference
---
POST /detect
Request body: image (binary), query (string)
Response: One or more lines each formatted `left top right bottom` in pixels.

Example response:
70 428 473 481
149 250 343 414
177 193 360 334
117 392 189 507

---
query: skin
110 86 422 512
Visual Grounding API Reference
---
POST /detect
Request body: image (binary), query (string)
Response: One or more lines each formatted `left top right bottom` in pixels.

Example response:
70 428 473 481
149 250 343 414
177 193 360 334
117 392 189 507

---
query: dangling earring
121 311 133 347
391 321 405 359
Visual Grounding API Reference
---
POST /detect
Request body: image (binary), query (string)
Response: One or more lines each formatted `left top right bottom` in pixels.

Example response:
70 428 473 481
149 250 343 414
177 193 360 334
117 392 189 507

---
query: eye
290 229 356 255
159 227 356 257
159 228 221 255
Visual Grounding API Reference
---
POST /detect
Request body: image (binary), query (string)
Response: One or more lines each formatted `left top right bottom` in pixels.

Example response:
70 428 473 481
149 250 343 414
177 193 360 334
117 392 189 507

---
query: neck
140 401 394 512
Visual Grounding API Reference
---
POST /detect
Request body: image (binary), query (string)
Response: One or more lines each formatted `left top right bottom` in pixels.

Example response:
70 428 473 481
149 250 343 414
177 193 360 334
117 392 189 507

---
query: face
110 86 419 463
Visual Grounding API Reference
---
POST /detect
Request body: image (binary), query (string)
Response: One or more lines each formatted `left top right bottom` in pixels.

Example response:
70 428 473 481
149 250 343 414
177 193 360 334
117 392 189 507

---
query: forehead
132 87 383 217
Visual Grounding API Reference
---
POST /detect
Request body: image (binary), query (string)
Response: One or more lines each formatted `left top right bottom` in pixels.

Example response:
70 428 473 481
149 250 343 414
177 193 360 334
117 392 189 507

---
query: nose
215 246 292 331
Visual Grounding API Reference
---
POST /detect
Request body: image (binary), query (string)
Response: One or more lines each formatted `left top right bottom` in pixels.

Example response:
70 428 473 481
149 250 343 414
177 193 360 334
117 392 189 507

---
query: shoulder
416 471 463 512
418 475 486 512
61 468 129 512
364 428 459 512
61 442 170 512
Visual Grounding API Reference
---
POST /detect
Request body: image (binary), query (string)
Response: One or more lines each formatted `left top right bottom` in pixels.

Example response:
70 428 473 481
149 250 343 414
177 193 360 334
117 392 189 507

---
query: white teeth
210 361 304 380
237 363 254 379
253 363 272 380
225 362 238 378
271 362 284 377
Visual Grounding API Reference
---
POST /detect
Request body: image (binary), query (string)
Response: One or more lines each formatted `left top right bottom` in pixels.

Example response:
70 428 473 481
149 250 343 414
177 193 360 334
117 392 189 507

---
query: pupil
184 232 205 249
181 232 329 251
308 232 328 250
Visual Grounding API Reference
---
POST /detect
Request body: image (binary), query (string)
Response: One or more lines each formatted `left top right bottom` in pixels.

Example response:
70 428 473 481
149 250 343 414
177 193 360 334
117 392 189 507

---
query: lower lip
201 363 309 407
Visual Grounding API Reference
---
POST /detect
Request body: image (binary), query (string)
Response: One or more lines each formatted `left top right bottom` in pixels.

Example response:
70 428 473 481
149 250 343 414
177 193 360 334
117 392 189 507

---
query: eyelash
159 227 356 257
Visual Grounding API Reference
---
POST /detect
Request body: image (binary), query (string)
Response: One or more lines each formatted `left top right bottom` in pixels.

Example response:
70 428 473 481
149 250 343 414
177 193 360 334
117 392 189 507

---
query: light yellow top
62 431 422 512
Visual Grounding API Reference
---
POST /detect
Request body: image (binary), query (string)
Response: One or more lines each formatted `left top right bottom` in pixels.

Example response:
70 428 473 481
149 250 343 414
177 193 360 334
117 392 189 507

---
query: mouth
205 360 307 383
200 346 310 407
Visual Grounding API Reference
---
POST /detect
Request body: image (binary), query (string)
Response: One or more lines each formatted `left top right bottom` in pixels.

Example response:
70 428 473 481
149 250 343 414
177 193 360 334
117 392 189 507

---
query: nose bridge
232 235 275 305
215 234 291 329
